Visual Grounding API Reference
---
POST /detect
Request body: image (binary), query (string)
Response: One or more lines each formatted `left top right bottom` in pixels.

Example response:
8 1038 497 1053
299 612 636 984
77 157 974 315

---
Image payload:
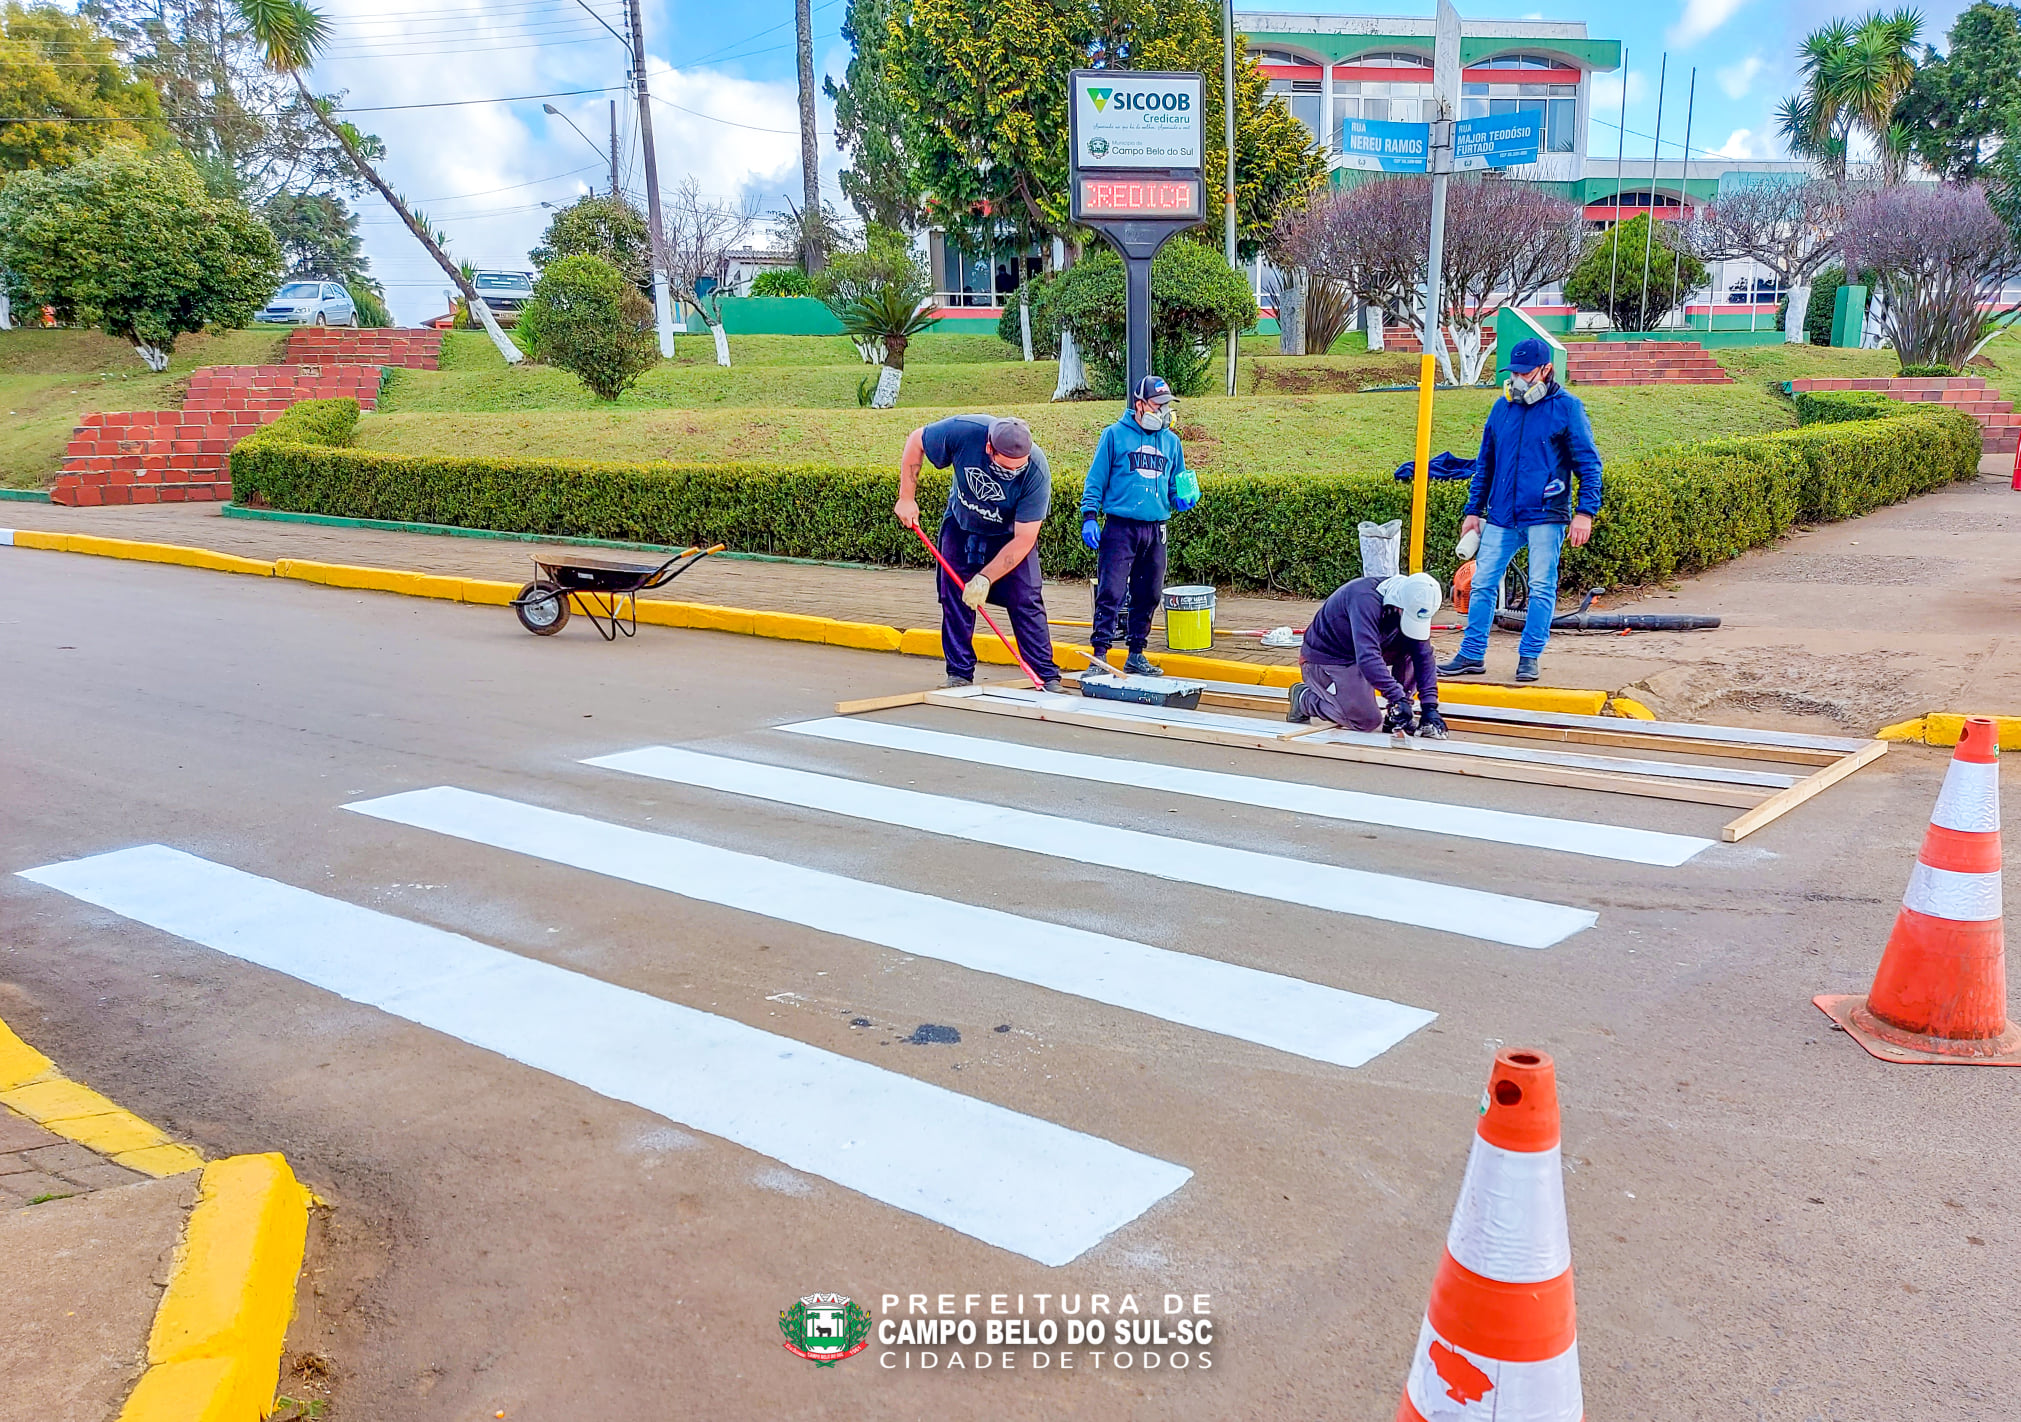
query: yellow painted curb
1607 695 1658 721
0 1020 205 1178
7 532 1633 715
1878 713 2021 749
121 1153 312 1422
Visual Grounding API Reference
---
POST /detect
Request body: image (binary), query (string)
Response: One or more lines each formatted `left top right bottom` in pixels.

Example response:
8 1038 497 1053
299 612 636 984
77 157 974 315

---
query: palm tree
233 0 524 361
1778 10 1924 182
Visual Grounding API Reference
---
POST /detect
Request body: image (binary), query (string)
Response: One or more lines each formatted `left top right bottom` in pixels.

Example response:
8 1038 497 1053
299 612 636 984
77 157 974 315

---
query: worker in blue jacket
1439 337 1604 684
1080 375 1199 675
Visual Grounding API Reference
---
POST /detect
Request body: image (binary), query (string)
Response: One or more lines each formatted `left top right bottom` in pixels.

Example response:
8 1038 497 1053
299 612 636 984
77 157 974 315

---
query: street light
543 103 606 191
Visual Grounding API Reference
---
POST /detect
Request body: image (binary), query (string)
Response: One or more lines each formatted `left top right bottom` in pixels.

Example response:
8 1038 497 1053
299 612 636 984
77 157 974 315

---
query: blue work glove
1081 516 1101 550
1172 490 1199 513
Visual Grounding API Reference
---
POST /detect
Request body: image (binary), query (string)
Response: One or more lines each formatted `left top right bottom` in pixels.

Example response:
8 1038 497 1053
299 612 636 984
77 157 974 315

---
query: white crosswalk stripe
777 717 1713 867
17 844 1192 1267
341 785 1437 1067
585 746 1597 949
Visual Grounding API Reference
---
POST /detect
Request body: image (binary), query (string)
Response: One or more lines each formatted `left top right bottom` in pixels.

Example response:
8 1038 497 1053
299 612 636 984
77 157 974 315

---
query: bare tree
1842 182 2021 369
655 177 761 367
1273 176 1584 385
1686 179 1848 344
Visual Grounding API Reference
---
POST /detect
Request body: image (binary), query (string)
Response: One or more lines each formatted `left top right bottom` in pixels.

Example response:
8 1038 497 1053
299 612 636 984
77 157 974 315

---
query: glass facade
1333 80 1432 132
1459 83 1576 152
1264 78 1323 138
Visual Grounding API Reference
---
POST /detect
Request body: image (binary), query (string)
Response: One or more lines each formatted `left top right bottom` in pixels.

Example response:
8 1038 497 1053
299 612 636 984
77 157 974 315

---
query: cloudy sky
309 0 1983 323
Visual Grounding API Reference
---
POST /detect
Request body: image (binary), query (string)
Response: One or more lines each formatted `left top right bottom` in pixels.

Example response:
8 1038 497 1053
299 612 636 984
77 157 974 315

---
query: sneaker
1437 653 1486 676
1123 650 1159 677
1286 683 1312 724
944 673 973 688
1515 656 1541 683
1041 677 1066 694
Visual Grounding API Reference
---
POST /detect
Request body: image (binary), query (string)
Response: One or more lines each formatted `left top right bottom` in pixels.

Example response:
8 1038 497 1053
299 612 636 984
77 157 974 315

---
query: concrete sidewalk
8 467 2019 732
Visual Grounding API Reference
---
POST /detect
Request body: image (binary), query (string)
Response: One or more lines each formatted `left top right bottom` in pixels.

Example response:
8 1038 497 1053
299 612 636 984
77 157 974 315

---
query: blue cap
1132 375 1174 405
1509 338 1553 373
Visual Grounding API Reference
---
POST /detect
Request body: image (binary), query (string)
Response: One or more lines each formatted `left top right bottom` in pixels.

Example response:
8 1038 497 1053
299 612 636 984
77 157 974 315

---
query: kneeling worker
1287 572 1449 737
895 413 1065 691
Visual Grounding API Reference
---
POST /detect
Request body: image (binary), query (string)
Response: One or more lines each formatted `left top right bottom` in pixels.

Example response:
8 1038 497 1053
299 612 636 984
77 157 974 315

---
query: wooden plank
1720 739 1890 843
1437 716 1843 766
834 690 931 715
925 690 1767 808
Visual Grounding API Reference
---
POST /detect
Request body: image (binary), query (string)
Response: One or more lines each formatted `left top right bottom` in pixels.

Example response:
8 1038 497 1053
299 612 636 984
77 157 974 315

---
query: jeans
1458 520 1567 661
1091 516 1167 653
935 522 1060 682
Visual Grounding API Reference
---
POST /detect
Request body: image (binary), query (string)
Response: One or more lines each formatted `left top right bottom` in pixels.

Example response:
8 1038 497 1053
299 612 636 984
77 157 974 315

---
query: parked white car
256 281 357 326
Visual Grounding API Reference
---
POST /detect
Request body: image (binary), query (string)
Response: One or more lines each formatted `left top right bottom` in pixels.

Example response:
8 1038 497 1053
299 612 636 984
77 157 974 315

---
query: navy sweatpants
936 522 1060 682
1091 515 1167 654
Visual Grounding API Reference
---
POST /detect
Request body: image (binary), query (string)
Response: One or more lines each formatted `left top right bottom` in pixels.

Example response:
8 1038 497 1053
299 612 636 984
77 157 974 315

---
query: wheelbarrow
512 545 724 640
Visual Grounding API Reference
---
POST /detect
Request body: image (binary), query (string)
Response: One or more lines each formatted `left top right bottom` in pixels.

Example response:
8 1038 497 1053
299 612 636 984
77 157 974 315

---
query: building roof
1235 11 1620 69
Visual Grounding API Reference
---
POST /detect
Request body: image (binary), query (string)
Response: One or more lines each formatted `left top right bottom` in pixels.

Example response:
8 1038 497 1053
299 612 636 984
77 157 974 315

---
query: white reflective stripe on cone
1445 1139 1572 1283
1929 759 2001 834
1403 1316 1582 1422
1902 861 2003 922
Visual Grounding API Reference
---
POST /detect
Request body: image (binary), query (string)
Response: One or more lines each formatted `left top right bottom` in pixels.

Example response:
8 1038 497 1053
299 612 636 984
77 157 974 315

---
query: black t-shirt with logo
921 414 1053 536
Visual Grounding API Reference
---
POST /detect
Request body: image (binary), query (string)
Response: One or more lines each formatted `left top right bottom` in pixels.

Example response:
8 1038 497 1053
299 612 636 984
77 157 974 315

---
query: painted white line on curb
780 717 1713 867
587 747 1596 949
341 786 1434 1067
19 844 1190 1266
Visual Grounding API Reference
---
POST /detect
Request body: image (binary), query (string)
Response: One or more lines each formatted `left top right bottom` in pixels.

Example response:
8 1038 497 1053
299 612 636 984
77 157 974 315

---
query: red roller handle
908 520 1046 691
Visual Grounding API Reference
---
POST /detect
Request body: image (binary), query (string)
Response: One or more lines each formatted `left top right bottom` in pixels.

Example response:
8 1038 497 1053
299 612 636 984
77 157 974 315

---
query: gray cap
988 417 1033 459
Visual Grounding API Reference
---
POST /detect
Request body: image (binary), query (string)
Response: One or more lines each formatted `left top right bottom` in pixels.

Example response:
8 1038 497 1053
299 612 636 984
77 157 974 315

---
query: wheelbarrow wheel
514 579 570 636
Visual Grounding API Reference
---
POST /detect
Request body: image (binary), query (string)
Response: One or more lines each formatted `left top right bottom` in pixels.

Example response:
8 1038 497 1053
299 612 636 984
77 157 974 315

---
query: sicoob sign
1073 73 1204 169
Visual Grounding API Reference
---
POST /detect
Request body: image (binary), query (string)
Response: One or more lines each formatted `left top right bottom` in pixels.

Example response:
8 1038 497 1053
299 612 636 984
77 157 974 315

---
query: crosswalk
15 713 1701 1266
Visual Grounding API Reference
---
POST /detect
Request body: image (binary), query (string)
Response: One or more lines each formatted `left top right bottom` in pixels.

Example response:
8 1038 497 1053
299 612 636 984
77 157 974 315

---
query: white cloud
1717 55 1765 99
1589 69 1649 112
1714 128 1773 160
1669 0 1749 48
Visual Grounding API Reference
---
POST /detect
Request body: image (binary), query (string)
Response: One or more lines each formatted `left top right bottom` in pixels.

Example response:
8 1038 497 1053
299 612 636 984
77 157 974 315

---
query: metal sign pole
1223 0 1240 396
1409 0 1462 576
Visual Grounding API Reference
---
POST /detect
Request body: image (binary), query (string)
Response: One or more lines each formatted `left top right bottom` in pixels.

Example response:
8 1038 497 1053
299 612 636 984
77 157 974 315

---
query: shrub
518 254 658 401
1898 362 1960 376
349 283 393 328
233 396 1980 599
750 268 815 297
1564 214 1706 332
1051 242 1258 397
996 271 1063 358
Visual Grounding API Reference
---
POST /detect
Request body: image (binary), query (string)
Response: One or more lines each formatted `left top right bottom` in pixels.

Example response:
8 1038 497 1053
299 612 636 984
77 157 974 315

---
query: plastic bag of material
1358 519 1402 579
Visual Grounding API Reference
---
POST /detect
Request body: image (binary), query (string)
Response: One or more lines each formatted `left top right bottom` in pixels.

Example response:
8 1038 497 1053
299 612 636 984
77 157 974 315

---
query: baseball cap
1382 571 1443 640
987 417 1033 460
1132 375 1174 406
1508 337 1553 374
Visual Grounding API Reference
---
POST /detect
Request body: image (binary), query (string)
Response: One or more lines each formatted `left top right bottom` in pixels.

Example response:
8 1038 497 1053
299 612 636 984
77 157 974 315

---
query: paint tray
1077 669 1204 710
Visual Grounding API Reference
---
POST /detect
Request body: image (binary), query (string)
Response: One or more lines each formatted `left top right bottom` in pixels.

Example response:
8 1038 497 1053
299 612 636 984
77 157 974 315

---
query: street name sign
1339 117 1431 173
1453 110 1542 171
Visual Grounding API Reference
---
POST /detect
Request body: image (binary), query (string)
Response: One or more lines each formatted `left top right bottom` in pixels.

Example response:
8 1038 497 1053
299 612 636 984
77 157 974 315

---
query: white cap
1380 572 1443 640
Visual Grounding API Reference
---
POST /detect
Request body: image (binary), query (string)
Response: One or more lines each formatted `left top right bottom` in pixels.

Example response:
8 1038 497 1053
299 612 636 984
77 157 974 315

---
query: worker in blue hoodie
1080 375 1198 675
1439 337 1603 684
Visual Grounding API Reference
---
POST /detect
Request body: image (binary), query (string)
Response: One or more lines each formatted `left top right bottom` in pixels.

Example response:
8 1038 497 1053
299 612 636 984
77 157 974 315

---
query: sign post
1070 71 1208 395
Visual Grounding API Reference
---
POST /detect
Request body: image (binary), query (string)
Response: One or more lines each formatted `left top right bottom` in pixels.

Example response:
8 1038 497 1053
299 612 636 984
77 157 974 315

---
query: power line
649 91 832 137
334 84 625 113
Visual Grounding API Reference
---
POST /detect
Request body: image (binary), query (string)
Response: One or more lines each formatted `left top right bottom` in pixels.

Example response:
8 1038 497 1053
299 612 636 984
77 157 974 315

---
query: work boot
1123 650 1159 677
1041 677 1066 694
1437 652 1486 676
944 672 973 688
1286 682 1312 724
1515 656 1541 683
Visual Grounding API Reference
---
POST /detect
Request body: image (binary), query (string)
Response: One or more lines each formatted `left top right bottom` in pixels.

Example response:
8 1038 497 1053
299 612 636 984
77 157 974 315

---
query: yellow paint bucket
1162 585 1215 651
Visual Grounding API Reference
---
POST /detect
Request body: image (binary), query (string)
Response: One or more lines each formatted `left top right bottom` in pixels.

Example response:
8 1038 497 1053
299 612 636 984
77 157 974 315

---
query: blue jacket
1081 414 1186 523
1466 382 1603 528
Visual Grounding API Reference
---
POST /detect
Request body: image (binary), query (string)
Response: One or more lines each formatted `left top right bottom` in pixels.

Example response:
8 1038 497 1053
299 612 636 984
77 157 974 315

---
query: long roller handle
908 521 1046 691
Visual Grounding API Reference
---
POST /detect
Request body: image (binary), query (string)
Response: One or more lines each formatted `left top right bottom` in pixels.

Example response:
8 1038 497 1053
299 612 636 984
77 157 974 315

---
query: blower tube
1492 588 1720 633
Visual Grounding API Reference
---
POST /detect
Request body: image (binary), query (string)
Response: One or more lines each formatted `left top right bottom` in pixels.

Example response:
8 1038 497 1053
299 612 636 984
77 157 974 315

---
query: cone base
1814 994 2021 1066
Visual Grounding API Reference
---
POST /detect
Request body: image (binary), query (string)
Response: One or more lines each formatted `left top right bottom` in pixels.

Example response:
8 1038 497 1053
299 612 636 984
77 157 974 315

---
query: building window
1482 96 1575 154
1474 53 1565 70
1341 49 1430 68
1334 80 1430 136
1266 78 1322 141
1254 49 1307 66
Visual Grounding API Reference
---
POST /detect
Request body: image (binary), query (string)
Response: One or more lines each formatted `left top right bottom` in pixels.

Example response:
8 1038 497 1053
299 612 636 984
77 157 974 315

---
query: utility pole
795 0 823 273
609 99 620 198
1222 0 1239 396
1407 0 1461 575
626 0 677 356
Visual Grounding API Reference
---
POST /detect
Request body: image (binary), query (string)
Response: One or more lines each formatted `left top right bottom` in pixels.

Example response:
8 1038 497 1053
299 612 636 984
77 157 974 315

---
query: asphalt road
3 550 2016 1421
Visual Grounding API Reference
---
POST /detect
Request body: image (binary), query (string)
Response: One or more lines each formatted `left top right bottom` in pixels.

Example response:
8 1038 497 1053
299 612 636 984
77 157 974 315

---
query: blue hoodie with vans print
1465 381 1604 529
1080 412 1186 524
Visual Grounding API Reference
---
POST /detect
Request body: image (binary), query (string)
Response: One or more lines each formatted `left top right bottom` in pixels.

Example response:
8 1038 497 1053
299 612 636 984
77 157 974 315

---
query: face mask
1508 372 1550 405
1138 407 1166 432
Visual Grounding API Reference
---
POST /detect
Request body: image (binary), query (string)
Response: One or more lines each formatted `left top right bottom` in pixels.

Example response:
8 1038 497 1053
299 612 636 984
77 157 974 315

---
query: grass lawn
0 328 286 489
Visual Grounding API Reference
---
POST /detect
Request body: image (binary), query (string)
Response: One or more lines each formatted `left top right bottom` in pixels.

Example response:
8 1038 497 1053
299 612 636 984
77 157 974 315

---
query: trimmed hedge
231 393 1981 599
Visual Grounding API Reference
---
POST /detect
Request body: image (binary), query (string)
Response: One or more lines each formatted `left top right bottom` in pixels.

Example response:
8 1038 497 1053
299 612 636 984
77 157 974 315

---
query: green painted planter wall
714 297 1011 338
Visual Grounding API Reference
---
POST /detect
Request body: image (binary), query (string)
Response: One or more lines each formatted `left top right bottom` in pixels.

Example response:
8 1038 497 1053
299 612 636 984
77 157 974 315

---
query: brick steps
1789 375 2019 467
185 363 386 414
284 327 443 370
1564 340 1733 386
1378 326 1495 357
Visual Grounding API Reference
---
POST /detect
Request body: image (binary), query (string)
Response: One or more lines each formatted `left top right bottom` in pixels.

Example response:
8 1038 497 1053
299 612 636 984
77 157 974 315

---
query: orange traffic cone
1816 715 2021 1064
1396 1049 1581 1422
